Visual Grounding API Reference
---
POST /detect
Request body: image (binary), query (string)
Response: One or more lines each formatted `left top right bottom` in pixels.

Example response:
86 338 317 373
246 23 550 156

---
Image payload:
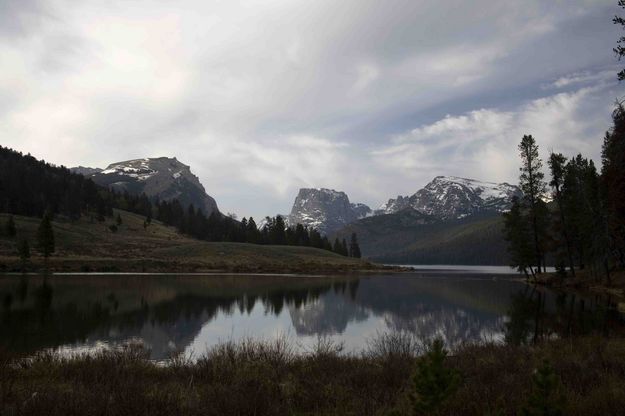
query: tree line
503 104 625 281
0 146 361 258
154 201 361 257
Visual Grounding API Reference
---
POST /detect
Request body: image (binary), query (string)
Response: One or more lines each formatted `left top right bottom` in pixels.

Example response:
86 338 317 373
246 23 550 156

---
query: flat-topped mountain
378 176 521 220
288 188 372 235
72 157 219 216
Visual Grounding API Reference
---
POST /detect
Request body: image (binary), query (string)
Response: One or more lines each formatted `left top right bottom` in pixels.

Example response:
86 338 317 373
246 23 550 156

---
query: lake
0 268 621 360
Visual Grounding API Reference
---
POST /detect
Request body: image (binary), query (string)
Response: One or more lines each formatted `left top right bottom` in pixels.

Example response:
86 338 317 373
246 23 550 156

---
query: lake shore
0 254 402 274
531 269 625 301
2 335 624 416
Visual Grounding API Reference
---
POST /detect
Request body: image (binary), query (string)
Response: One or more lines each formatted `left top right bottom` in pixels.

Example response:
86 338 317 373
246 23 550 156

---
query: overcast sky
1 0 623 218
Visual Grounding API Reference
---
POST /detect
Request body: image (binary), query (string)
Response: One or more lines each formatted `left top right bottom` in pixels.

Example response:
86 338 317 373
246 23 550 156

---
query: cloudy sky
1 0 623 218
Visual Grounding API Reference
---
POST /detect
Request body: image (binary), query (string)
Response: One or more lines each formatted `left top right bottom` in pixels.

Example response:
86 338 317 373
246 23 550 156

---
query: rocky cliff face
72 157 219 216
378 176 521 220
288 188 372 235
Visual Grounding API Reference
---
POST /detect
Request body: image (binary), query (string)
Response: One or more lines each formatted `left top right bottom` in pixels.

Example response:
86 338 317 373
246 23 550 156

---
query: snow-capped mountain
71 157 219 216
288 188 372 235
378 176 521 220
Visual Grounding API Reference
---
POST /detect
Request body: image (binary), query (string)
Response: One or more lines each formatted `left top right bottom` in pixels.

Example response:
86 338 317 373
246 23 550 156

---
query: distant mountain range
377 176 522 219
285 176 521 265
71 157 219 216
286 176 520 234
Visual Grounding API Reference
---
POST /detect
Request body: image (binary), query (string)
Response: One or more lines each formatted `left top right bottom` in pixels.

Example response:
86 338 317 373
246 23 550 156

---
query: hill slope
334 210 509 265
0 211 376 273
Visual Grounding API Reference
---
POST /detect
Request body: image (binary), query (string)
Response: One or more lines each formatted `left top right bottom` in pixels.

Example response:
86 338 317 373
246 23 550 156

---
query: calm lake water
0 268 622 360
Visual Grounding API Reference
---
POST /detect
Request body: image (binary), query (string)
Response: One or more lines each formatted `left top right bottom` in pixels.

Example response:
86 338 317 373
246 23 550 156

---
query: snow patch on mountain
378 176 521 220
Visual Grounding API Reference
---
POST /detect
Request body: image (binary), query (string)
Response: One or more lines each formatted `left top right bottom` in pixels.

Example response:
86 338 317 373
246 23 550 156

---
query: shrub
521 360 566 416
410 338 461 415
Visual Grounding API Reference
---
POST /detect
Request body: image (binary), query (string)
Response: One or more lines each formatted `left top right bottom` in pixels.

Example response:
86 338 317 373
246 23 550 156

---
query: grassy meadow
0 211 380 273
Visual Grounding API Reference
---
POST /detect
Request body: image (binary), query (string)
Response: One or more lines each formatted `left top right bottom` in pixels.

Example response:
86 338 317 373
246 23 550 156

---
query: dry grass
0 212 384 273
2 334 625 415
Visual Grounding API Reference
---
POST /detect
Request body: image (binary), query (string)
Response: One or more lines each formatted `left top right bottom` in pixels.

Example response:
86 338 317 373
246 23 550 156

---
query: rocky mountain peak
288 188 372 235
72 157 219 216
378 176 521 220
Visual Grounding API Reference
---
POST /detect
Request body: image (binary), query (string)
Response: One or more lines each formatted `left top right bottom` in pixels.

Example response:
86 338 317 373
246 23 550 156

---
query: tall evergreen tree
602 103 625 267
562 155 604 271
271 215 287 245
37 212 55 259
548 153 575 277
246 217 261 244
349 233 361 258
518 135 548 273
333 238 343 255
309 229 323 248
503 196 535 278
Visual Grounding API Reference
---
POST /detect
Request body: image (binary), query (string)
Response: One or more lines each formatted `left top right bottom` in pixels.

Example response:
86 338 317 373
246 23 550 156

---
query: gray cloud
0 0 621 218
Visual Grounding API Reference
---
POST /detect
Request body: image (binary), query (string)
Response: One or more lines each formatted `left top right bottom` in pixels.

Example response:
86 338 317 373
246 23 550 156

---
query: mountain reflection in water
0 273 621 359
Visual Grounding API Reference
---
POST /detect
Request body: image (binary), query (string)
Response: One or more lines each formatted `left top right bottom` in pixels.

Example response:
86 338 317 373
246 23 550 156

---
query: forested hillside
334 210 509 265
0 147 358 257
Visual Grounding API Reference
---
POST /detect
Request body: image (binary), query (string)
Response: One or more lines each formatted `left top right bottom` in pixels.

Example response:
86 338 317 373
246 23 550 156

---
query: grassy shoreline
2 335 624 415
0 254 398 274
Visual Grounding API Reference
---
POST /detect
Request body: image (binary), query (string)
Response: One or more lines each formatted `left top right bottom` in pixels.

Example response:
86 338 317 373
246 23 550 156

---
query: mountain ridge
377 175 521 220
71 157 219 216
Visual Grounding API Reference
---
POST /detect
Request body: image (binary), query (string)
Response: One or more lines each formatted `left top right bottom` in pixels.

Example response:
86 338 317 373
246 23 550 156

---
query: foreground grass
2 335 625 415
0 212 383 273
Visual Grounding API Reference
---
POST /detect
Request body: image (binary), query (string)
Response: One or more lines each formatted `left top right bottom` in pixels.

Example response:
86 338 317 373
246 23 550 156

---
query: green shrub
520 360 566 416
410 338 461 415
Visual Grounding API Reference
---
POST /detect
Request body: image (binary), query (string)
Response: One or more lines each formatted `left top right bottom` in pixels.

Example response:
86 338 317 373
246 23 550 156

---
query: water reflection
0 273 621 359
504 286 620 345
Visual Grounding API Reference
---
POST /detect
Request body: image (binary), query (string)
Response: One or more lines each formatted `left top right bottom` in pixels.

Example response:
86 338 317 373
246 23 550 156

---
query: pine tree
271 215 287 245
309 229 322 248
349 233 361 258
518 135 548 273
246 217 260 244
602 103 625 268
410 338 461 415
116 213 122 226
521 361 566 416
503 196 535 278
294 224 308 246
333 238 343 255
548 153 575 277
37 212 55 259
342 238 349 256
5 215 16 237
562 155 604 271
